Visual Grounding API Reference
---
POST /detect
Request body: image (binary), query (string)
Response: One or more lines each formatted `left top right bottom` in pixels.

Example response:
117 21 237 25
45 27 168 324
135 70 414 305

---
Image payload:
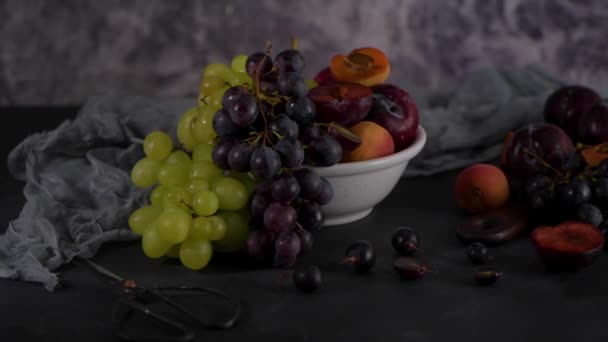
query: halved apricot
330 47 390 87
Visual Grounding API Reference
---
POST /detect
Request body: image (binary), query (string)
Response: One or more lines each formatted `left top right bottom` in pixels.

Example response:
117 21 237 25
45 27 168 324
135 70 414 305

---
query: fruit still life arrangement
126 36 607 295
128 39 421 274
455 84 608 272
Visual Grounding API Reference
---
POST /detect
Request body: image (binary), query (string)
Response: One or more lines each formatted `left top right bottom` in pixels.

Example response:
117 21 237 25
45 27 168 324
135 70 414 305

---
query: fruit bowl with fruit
308 47 425 225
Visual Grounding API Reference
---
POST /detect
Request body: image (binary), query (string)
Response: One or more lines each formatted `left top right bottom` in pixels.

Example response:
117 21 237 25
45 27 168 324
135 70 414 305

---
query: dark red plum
503 123 574 178
313 66 337 85
308 83 373 126
368 84 419 151
578 99 608 145
544 85 600 141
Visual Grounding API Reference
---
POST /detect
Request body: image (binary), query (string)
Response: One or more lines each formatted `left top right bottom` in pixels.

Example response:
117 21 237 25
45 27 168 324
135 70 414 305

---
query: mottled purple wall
1 0 607 106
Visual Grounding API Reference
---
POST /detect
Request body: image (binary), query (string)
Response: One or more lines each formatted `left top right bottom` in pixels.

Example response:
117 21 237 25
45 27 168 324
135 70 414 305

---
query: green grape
128 205 163 235
192 191 219 216
211 177 248 211
177 107 198 151
199 75 225 97
165 244 181 258
192 144 214 161
158 162 190 187
207 215 227 241
157 207 192 244
213 211 249 252
186 178 210 195
190 216 212 240
209 86 230 108
231 54 248 73
229 171 258 195
142 223 172 258
305 79 318 90
143 131 173 161
231 72 253 86
204 63 239 85
171 186 193 206
190 106 218 144
166 150 192 168
162 187 191 210
131 158 162 188
190 160 223 181
180 239 213 270
150 186 166 207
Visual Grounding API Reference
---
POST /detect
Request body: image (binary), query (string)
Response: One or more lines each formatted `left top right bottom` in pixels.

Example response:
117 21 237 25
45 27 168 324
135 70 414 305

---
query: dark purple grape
275 138 305 168
474 268 501 286
298 202 324 231
260 71 279 94
393 257 429 280
576 203 603 227
250 192 271 219
294 168 322 200
299 124 321 145
275 49 305 74
285 97 316 125
342 240 375 273
295 229 313 255
557 177 591 208
525 175 552 197
391 227 419 256
594 178 608 204
246 52 273 78
292 196 305 211
228 93 258 127
314 177 333 205
212 109 243 138
270 174 301 203
308 135 342 166
278 72 307 98
466 242 489 264
246 230 270 258
250 146 281 179
253 182 271 196
264 202 297 234
212 137 238 170
269 114 299 139
564 152 585 173
222 86 249 108
273 101 286 116
293 264 321 292
275 231 301 256
228 142 255 172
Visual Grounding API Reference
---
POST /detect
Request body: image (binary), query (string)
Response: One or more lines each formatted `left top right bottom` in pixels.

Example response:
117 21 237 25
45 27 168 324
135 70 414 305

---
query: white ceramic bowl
313 126 427 226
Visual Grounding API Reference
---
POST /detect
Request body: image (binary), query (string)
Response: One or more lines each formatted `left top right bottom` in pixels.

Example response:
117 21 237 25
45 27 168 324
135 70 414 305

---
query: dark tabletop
2 107 608 342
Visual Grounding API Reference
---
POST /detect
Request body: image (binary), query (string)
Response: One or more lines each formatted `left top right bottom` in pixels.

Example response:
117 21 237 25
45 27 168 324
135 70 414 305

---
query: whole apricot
342 121 395 162
454 164 510 213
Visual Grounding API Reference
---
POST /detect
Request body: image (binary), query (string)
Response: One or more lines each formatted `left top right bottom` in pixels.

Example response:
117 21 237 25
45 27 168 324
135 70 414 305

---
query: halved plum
532 221 604 271
313 67 337 85
307 83 373 126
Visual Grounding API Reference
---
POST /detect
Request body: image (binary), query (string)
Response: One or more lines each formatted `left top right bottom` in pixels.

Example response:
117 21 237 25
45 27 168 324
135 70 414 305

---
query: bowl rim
312 125 427 177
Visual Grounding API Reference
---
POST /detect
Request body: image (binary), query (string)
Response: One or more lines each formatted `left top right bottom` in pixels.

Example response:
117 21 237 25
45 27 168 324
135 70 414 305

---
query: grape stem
291 36 298 50
523 148 568 182
254 43 273 146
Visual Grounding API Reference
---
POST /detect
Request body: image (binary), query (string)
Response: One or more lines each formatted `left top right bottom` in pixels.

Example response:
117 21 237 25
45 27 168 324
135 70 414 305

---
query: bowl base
324 207 373 226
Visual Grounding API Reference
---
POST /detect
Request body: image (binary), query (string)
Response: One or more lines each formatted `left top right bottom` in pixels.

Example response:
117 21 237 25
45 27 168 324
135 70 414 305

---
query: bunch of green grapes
127 55 258 270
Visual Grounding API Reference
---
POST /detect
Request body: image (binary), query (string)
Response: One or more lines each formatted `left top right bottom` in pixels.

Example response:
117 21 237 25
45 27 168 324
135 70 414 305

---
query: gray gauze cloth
1 65 566 291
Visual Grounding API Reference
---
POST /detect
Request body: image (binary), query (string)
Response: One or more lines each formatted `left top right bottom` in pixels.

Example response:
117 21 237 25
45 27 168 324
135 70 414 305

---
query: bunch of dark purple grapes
523 153 608 230
211 44 343 267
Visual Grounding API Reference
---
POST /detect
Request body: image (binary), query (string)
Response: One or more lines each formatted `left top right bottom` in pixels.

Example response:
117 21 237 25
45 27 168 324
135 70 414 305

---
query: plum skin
504 123 574 179
368 84 419 151
307 83 373 127
578 99 608 145
544 85 600 141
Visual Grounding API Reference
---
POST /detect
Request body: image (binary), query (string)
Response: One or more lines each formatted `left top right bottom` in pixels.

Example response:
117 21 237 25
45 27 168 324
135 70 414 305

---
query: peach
342 121 395 162
330 47 390 87
454 164 510 214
